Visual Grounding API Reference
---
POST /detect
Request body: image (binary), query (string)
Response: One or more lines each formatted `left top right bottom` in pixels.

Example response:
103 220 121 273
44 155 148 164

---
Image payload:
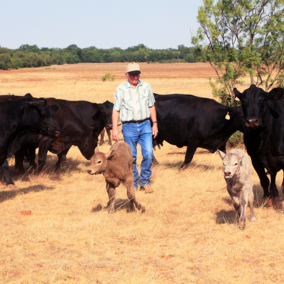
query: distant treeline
0 44 197 70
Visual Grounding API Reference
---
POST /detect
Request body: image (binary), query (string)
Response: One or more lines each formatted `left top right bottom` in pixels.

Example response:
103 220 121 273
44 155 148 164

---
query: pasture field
0 63 284 284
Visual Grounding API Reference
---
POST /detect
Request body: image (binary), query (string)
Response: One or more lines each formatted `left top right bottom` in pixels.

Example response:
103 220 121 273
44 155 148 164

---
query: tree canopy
0 44 197 70
192 0 284 104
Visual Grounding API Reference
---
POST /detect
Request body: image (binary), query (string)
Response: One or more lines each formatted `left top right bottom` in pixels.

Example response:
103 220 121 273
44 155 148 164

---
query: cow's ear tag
225 112 230 120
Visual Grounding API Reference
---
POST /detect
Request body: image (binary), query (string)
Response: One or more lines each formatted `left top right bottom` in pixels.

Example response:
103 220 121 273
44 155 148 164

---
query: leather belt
123 118 150 124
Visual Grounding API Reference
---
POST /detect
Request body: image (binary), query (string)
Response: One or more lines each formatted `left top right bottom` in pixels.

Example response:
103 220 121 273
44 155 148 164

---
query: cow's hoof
8 184 16 189
140 205 146 213
127 208 136 213
180 163 188 170
238 224 246 230
129 204 135 212
250 216 257 222
107 206 115 214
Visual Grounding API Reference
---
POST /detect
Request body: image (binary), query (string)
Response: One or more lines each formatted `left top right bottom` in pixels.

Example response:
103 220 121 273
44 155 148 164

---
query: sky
0 0 203 50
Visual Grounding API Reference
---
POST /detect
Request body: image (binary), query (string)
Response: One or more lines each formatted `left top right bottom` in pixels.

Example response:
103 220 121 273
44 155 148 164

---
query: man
112 62 158 193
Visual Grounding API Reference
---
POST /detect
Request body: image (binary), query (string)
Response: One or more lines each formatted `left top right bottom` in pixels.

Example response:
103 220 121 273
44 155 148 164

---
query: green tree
192 0 284 105
0 54 11 69
52 54 66 65
18 44 40 53
65 44 80 51
10 57 23 69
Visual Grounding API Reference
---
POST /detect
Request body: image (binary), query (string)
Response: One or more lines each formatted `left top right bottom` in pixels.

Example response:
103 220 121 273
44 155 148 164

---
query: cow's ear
51 104 59 113
95 147 100 154
217 150 226 160
106 149 115 160
233 88 242 100
268 88 284 101
27 98 47 109
24 93 33 99
238 149 245 161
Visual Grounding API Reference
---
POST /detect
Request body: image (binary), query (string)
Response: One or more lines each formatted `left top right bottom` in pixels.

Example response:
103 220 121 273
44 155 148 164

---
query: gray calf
88 142 145 213
218 149 256 229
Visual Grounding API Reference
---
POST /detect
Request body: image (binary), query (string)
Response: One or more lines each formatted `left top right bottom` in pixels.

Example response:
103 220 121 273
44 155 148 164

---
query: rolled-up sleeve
113 89 122 111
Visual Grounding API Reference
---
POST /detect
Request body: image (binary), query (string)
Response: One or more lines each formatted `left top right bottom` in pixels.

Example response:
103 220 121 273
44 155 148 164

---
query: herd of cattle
1 84 284 206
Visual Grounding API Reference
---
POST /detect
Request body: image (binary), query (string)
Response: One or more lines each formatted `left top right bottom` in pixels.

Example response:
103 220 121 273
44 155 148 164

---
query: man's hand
152 123 158 139
112 128 120 141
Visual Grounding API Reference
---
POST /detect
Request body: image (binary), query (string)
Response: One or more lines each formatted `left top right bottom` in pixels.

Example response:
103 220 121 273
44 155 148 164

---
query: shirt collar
126 80 142 88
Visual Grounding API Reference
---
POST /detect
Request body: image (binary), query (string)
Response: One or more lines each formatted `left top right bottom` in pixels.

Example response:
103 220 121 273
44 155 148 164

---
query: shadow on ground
219 185 284 215
215 209 237 224
0 184 54 203
162 161 222 171
91 198 132 213
1 154 90 183
165 150 210 156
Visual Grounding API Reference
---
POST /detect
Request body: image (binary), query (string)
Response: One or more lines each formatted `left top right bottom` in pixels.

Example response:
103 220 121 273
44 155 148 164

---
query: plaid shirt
113 80 155 122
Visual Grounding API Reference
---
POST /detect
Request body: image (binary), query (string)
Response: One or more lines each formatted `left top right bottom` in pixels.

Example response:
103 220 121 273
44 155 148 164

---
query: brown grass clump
0 63 284 283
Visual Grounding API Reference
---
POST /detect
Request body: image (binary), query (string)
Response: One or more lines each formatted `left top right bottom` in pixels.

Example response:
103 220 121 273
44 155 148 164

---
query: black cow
0 95 59 184
153 93 245 168
52 98 111 167
58 99 112 135
233 84 284 198
15 97 107 173
58 99 116 146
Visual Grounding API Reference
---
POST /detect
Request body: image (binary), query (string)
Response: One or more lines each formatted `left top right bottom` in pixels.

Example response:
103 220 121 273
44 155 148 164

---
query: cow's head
233 84 284 128
25 98 59 137
87 147 114 175
77 133 99 160
91 106 108 137
218 149 245 179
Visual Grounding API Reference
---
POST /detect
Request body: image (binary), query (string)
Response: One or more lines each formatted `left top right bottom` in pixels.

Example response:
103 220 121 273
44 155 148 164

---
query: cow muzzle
246 117 259 128
224 171 232 179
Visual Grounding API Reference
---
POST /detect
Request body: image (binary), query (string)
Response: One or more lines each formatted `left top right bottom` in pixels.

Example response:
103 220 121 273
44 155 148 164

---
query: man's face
126 72 140 87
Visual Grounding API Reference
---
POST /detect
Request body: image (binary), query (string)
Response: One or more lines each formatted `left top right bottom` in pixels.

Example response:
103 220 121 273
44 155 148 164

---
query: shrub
227 131 244 149
102 72 115 82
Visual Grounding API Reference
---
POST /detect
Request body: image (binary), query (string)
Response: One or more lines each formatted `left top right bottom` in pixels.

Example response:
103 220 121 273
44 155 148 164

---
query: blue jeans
122 120 153 189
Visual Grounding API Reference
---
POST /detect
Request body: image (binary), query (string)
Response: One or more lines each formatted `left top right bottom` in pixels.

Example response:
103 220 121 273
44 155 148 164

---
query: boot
140 185 154 193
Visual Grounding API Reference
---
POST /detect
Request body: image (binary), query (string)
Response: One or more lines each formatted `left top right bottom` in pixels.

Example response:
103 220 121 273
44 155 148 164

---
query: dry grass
0 63 284 284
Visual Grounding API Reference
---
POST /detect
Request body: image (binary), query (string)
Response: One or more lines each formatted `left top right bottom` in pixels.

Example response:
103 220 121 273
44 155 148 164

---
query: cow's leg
248 190 257 222
180 142 199 169
107 129 112 145
282 171 284 193
55 148 70 172
55 153 67 172
251 159 270 198
106 182 116 213
15 149 26 174
37 139 52 173
269 173 279 198
100 128 105 146
124 177 145 212
2 160 14 185
26 146 37 170
227 189 240 213
238 192 248 229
